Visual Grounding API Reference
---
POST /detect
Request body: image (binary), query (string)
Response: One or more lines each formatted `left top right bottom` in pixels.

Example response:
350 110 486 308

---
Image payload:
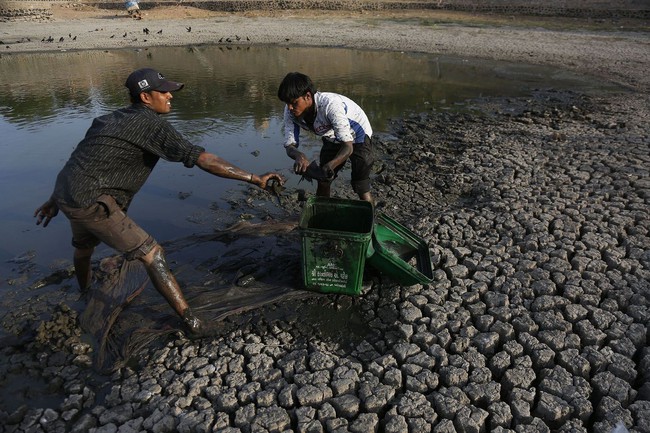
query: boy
277 72 374 204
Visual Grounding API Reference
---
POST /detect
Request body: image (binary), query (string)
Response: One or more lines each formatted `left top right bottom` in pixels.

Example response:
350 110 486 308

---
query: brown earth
49 3 649 30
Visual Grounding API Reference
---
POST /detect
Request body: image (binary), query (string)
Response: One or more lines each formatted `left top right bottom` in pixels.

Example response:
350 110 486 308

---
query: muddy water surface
0 44 616 328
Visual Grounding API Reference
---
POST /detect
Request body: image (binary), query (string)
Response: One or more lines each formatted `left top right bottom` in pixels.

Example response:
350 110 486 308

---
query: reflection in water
0 45 609 301
0 45 603 129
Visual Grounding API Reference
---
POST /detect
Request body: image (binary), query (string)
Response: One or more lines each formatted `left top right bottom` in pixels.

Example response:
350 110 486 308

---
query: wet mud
1 88 649 432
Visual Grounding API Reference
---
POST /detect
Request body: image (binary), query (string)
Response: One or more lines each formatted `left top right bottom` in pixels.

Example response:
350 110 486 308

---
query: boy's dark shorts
320 135 374 195
57 194 156 260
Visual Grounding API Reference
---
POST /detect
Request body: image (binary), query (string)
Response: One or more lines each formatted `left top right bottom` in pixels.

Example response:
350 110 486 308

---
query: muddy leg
74 247 94 292
139 244 204 335
139 245 188 316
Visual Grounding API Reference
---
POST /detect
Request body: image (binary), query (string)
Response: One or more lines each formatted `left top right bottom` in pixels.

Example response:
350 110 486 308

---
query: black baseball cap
125 68 184 97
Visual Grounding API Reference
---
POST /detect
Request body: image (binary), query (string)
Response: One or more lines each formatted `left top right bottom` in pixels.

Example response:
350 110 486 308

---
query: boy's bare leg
358 191 374 206
316 181 331 198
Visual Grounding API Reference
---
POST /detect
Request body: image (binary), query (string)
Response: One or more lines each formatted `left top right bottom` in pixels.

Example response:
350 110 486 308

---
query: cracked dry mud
1 87 648 433
0 5 649 433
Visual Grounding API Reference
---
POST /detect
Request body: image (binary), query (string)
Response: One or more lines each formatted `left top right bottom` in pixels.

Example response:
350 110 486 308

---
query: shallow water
0 44 616 315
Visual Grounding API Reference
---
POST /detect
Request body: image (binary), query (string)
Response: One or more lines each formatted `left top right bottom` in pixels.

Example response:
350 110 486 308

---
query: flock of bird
1 27 291 51
28 28 254 46
40 33 76 43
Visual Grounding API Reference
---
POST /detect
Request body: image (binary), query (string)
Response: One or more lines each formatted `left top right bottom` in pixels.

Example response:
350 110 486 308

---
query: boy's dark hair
277 72 317 103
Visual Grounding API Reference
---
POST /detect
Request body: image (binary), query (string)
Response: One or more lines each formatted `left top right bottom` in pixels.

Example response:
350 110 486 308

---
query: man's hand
34 198 59 228
252 173 285 190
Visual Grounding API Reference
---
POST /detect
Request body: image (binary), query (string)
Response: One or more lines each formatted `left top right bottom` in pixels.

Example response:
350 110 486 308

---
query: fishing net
79 219 317 372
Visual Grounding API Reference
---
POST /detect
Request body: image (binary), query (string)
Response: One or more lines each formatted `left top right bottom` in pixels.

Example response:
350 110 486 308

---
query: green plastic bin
299 197 374 295
366 213 434 285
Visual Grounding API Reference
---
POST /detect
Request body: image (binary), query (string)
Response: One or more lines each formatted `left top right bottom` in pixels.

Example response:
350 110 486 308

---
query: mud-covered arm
196 152 284 190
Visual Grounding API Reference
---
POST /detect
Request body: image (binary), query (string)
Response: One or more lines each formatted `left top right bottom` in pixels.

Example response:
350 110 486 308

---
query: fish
299 160 334 183
266 179 286 205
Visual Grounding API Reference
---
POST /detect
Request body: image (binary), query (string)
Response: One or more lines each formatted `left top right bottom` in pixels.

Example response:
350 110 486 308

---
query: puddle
0 44 622 325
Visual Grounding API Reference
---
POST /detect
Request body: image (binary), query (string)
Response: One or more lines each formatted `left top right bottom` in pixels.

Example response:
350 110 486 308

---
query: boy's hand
285 145 309 174
293 153 310 174
321 162 336 181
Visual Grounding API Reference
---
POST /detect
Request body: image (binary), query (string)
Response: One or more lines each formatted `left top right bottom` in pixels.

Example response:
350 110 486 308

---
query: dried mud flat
0 4 649 433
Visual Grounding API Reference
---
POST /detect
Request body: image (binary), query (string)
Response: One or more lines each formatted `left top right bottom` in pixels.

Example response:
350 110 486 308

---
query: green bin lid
366 213 434 285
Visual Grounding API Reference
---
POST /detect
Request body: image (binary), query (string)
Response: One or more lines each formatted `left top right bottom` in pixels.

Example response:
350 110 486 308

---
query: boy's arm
322 141 353 177
283 107 310 174
285 145 310 174
322 96 355 174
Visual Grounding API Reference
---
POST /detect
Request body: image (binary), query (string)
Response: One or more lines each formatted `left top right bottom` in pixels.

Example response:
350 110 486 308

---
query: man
34 68 283 338
277 72 375 204
124 0 141 19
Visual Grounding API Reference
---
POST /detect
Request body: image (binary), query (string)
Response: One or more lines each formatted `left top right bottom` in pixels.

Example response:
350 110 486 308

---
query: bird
110 35 115 39
59 37 64 42
122 32 127 38
73 36 77 41
143 28 149 34
186 26 191 32
225 38 232 43
246 36 250 41
157 29 162 34
235 35 240 41
68 33 71 38
218 37 223 43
